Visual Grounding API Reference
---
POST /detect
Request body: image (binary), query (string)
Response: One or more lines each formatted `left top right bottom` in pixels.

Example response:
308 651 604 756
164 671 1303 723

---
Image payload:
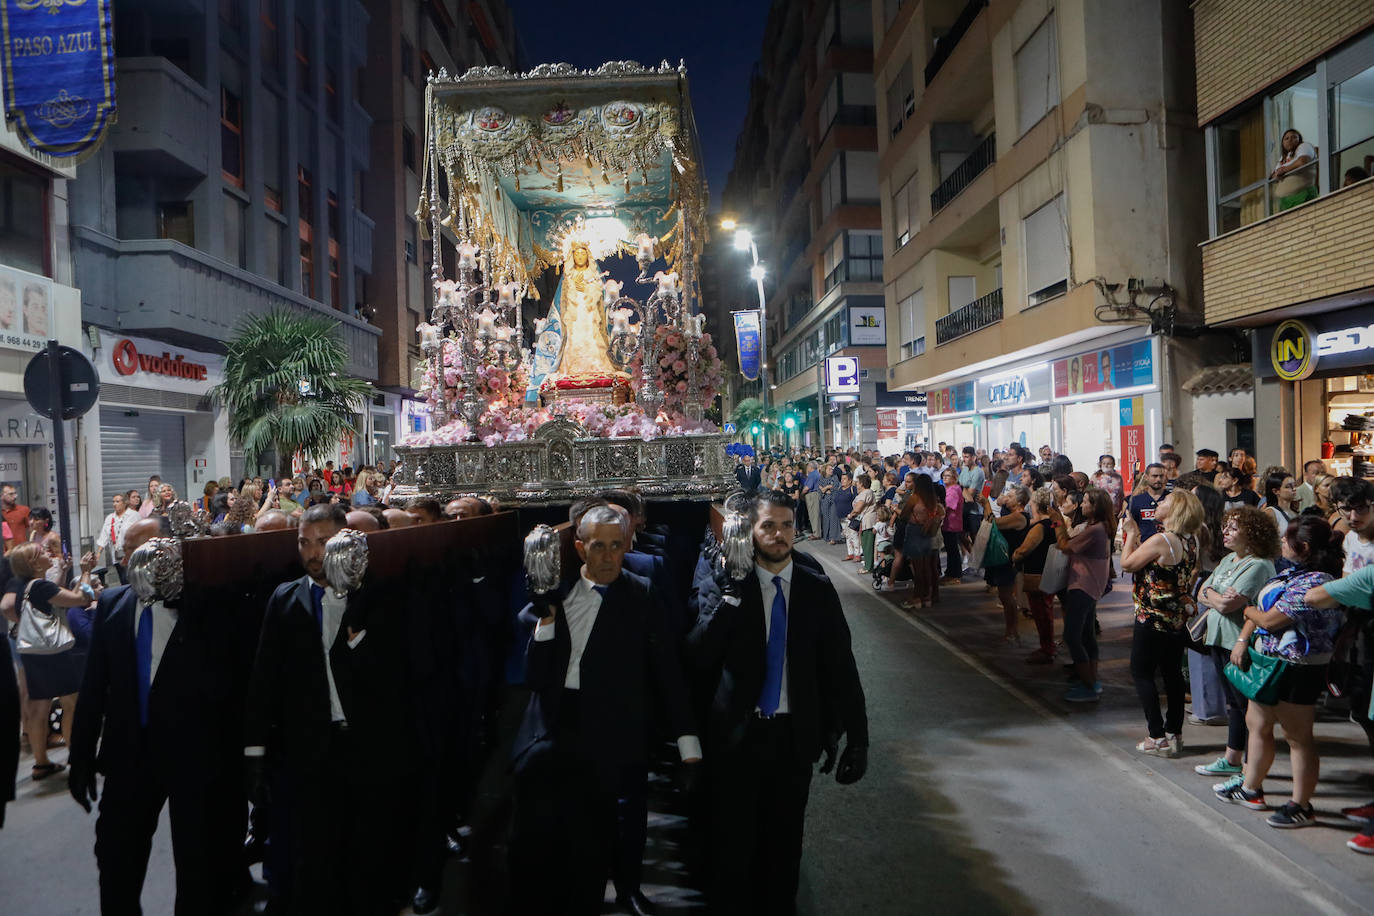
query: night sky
506 0 771 212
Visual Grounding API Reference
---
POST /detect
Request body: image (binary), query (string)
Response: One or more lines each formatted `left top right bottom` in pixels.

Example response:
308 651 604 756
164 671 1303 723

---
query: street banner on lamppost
733 309 760 381
0 0 117 162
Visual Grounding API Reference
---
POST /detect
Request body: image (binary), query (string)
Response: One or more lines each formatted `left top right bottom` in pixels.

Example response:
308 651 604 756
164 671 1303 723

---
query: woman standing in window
1271 129 1318 211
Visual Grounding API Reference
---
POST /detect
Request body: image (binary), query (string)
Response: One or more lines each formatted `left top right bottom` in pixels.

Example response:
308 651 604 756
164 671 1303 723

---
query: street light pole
748 242 769 452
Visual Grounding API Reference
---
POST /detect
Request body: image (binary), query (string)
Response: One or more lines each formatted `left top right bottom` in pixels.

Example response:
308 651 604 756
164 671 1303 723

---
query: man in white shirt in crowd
1295 458 1328 512
94 491 136 584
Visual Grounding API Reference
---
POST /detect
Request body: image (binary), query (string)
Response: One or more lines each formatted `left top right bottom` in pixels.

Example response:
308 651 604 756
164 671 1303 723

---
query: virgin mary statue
533 239 618 386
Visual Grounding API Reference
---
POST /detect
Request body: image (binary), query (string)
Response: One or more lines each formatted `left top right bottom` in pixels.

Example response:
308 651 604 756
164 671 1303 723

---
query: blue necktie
592 584 608 598
310 583 325 636
759 575 787 716
135 604 153 727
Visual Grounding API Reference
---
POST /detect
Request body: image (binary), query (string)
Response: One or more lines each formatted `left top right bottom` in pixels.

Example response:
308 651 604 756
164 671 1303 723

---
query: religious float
389 60 736 506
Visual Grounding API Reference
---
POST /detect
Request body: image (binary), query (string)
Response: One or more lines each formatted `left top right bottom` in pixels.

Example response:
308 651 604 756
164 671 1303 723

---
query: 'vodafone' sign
111 338 209 382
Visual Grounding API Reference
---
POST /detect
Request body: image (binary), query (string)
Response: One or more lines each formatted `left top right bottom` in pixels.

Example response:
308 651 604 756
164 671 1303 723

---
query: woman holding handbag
1192 506 1278 781
975 484 1030 644
1215 516 1344 828
834 472 859 560
1015 489 1058 664
847 474 876 567
8 542 95 780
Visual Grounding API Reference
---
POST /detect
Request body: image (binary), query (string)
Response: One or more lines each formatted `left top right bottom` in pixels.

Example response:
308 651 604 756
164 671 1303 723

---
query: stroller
871 538 899 590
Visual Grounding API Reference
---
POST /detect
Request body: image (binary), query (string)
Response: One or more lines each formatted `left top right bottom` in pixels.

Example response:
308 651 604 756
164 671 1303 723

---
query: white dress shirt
533 569 702 761
140 599 178 685
97 509 135 563
245 582 364 757
754 560 793 715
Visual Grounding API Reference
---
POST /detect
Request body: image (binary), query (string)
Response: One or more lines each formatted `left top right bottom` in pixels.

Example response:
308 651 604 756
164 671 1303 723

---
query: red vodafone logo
110 338 209 382
112 339 139 376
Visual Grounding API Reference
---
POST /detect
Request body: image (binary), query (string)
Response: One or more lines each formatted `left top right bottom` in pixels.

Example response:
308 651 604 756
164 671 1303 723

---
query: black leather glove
710 558 743 600
244 756 270 808
679 759 702 795
835 743 867 785
530 592 562 622
817 732 839 775
68 758 97 813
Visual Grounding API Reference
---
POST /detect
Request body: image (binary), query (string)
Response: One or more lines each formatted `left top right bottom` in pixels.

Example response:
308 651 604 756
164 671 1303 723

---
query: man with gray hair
510 504 700 914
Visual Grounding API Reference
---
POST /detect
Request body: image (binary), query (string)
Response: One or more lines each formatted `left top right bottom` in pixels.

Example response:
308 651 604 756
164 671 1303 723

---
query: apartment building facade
359 0 517 448
1194 0 1374 476
69 0 381 500
875 0 1209 471
714 0 884 452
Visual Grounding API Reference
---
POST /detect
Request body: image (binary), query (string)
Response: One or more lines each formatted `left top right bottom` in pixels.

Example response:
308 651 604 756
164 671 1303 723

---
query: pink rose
672 360 687 373
676 381 688 392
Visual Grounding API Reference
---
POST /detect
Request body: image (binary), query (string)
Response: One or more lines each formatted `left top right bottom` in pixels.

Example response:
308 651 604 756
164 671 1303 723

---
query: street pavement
4 538 1374 914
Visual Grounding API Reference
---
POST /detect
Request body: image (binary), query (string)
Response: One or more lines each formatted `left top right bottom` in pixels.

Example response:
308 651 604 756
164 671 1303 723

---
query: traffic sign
24 344 100 419
723 422 737 434
24 341 100 563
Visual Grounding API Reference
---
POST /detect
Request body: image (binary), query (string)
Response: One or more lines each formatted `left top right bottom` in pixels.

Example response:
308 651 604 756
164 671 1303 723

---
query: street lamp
725 223 771 448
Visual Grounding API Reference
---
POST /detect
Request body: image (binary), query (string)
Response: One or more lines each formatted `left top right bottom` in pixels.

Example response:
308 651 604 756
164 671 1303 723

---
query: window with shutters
892 174 918 249
1014 13 1059 136
886 59 915 138
899 288 925 359
1022 194 1068 306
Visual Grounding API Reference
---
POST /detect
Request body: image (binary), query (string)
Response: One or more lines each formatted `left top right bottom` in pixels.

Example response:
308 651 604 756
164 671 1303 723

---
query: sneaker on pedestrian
1348 833 1374 855
1342 802 1374 825
1195 757 1243 778
1188 714 1228 726
1215 781 1267 810
1212 774 1243 794
1267 801 1316 829
1064 684 1100 703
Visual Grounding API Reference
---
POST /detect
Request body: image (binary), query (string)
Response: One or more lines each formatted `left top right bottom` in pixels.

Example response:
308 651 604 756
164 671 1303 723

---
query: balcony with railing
935 287 1002 346
109 57 211 177
924 0 988 85
931 133 995 213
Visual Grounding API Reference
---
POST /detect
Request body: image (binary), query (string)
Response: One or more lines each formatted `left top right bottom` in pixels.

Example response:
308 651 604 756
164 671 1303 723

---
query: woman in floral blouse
1120 488 1204 758
1215 515 1345 829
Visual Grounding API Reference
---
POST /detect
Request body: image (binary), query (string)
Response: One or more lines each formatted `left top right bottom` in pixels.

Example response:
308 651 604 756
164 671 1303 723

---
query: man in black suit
68 520 243 915
689 490 868 915
735 454 762 493
243 503 406 915
510 505 701 915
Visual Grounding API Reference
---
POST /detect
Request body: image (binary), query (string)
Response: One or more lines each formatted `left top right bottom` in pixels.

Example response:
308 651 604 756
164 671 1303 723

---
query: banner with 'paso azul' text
0 0 116 161
732 310 761 382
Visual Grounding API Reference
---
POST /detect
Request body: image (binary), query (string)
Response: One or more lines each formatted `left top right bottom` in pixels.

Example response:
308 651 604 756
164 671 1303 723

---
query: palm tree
729 396 777 440
211 311 373 475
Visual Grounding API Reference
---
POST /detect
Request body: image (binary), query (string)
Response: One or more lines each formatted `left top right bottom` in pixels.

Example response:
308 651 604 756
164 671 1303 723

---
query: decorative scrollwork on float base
389 431 734 507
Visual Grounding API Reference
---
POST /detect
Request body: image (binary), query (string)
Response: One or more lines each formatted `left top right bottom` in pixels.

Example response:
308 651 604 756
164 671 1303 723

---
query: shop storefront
920 333 1162 472
85 330 229 509
1050 336 1161 476
926 381 976 452
874 384 927 454
979 364 1052 454
1254 305 1374 478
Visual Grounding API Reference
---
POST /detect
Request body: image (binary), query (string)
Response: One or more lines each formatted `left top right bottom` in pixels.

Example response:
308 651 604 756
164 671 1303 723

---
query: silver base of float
389 418 736 506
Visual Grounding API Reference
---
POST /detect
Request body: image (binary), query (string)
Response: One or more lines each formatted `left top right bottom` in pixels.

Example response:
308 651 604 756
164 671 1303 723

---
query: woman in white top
1271 128 1317 210
1263 471 1298 535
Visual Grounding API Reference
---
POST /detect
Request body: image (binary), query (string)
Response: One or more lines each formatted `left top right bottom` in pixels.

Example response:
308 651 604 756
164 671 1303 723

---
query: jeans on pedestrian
1061 589 1098 664
1209 645 1249 753
1130 621 1187 739
942 530 962 579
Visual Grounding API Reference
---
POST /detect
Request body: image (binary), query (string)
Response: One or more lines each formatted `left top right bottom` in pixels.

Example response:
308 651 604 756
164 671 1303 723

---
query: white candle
458 241 479 270
654 270 679 296
418 322 439 350
477 307 497 339
611 308 632 336
498 281 519 308
636 233 655 260
603 278 623 305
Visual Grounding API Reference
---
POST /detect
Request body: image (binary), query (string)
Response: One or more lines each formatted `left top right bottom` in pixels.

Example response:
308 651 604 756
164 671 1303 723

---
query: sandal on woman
1135 737 1170 756
31 762 65 780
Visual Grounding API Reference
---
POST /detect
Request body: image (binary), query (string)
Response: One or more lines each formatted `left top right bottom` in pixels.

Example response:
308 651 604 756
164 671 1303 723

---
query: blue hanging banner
0 0 116 162
733 309 760 382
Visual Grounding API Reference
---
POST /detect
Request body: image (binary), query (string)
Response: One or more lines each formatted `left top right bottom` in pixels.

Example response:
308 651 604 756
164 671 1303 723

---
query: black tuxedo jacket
688 558 867 762
71 586 232 783
512 570 694 773
245 577 403 780
735 465 762 492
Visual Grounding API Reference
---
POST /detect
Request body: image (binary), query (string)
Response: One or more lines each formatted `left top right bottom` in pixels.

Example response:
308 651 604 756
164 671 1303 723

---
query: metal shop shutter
98 407 186 510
